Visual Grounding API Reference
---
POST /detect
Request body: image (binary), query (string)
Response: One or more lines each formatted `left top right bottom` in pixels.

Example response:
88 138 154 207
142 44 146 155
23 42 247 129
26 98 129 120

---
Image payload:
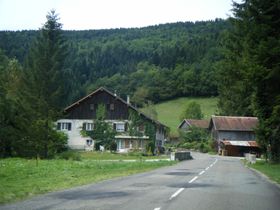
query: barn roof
210 116 258 131
221 140 259 147
178 119 209 129
64 87 168 128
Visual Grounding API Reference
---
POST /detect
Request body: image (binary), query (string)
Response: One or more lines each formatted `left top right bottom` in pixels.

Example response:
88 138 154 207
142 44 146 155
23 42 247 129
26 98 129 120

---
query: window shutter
113 123 116 130
68 123 72 131
125 122 128 131
82 123 86 130
57 123 61 130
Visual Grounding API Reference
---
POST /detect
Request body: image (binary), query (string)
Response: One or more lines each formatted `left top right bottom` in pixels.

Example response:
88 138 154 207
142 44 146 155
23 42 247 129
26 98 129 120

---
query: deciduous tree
180 101 204 121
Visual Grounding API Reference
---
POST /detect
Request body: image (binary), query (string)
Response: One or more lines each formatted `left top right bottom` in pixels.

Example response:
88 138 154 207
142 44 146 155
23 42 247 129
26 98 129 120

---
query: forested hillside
0 19 229 105
1 0 279 161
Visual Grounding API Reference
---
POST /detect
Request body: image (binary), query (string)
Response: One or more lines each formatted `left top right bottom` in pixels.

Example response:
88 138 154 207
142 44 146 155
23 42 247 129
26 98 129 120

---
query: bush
56 150 81 161
109 141 117 152
94 141 102 151
145 141 155 156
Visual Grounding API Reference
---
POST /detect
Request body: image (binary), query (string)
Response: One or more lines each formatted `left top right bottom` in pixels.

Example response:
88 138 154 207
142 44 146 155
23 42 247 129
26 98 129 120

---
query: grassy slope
154 97 218 136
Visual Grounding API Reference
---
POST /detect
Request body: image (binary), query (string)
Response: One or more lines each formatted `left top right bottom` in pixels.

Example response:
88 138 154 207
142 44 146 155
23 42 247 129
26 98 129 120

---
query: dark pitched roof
210 116 258 131
178 119 209 129
64 87 167 128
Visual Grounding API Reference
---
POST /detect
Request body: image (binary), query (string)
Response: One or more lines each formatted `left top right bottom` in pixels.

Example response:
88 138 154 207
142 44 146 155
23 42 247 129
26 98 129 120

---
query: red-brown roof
221 140 259 147
211 116 258 131
179 119 209 129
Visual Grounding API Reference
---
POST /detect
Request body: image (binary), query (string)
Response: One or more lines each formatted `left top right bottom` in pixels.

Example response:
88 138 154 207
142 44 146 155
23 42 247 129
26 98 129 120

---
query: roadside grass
153 97 218 136
0 156 175 204
80 151 169 160
248 160 280 184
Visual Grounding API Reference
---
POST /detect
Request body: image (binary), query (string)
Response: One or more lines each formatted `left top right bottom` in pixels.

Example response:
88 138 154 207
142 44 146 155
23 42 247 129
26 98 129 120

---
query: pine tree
24 10 70 158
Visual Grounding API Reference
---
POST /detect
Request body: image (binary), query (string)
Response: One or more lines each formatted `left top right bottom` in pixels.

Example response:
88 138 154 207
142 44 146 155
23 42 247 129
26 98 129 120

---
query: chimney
127 95 130 104
114 90 117 96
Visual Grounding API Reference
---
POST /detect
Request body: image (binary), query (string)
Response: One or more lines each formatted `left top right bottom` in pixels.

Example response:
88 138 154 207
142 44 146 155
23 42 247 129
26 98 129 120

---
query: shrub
57 150 81 161
146 141 155 156
109 141 117 152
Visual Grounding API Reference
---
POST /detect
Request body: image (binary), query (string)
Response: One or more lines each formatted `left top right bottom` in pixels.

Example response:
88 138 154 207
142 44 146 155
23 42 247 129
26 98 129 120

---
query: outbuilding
209 116 260 157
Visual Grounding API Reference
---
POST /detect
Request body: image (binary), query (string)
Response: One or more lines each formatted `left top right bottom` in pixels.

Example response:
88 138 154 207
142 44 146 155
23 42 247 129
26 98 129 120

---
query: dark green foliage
85 104 116 150
178 126 214 153
128 109 157 155
96 103 106 120
22 10 71 158
0 51 30 157
141 101 158 120
131 86 149 107
179 127 209 142
146 141 155 156
128 110 145 137
180 101 204 120
24 10 71 118
21 120 67 158
109 141 118 152
218 0 280 162
1 20 230 103
1 10 71 158
256 106 280 162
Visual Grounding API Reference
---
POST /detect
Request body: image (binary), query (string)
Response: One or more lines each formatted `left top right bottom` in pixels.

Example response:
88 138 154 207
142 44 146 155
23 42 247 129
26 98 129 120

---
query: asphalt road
1 152 280 210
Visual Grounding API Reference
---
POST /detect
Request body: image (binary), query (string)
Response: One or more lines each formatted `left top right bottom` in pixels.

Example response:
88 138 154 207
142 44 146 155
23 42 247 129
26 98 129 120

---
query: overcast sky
0 0 239 31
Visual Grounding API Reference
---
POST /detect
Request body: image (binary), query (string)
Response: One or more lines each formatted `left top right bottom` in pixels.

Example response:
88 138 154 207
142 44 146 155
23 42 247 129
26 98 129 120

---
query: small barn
209 116 260 157
178 119 209 130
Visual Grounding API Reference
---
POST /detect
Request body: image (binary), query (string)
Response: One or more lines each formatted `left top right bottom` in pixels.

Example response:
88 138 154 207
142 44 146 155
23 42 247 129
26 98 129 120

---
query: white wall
57 119 93 150
57 119 166 150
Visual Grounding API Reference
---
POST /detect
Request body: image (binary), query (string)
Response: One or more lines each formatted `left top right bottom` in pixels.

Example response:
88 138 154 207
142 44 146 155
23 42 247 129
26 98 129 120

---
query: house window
57 122 71 131
86 139 93 146
114 122 125 132
90 104 94 110
83 123 94 131
110 103 114 110
138 125 145 132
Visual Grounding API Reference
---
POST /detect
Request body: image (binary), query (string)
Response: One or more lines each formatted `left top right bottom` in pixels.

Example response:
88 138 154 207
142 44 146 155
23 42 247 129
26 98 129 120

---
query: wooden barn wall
218 131 256 141
65 91 130 120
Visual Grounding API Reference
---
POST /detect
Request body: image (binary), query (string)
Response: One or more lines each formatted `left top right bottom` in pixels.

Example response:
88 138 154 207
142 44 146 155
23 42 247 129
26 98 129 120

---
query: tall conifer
24 10 69 158
218 0 280 161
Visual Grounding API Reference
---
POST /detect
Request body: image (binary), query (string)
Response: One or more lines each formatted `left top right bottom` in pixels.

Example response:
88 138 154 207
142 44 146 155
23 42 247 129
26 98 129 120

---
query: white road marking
169 188 184 200
168 158 218 203
154 208 161 210
189 176 198 183
199 170 205 175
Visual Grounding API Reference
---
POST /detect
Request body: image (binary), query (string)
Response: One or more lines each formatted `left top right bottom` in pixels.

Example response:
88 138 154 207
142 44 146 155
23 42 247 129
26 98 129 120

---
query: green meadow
0 153 174 204
154 97 218 136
